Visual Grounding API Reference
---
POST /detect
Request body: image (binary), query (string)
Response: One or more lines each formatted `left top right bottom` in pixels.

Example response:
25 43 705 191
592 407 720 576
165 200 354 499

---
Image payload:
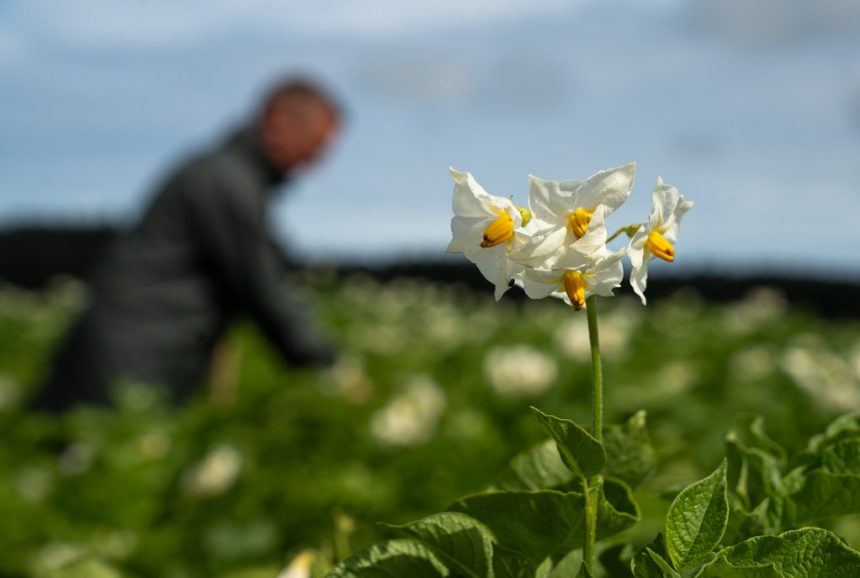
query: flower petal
450 167 492 218
586 250 624 298
575 162 636 214
571 204 609 256
469 243 522 301
528 174 577 224
446 216 485 253
520 268 562 300
650 177 681 230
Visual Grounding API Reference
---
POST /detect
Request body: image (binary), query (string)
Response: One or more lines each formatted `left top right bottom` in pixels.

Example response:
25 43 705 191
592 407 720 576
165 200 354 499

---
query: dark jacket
32 127 335 411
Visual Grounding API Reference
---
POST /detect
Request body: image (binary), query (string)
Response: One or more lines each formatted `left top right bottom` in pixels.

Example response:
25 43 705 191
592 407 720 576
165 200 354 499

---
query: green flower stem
585 295 603 442
582 475 600 574
583 295 604 573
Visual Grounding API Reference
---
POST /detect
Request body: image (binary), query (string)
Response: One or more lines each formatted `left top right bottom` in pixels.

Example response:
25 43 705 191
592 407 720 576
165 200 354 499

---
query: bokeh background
3 0 860 270
2 2 860 578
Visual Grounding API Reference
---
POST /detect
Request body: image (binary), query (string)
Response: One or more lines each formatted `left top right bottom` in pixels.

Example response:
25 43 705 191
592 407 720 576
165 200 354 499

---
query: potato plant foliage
1 278 859 577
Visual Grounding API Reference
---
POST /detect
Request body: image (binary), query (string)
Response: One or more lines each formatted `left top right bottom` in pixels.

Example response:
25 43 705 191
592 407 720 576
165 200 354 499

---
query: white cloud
10 0 577 51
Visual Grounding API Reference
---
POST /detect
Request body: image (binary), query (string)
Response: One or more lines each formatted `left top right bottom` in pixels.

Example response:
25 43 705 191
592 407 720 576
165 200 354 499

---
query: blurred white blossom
729 346 777 382
424 302 467 350
484 345 558 398
277 549 317 578
554 301 637 361
654 361 698 395
851 342 860 382
722 287 787 335
0 373 21 410
370 375 447 447
319 355 374 404
137 431 171 461
36 542 82 571
781 345 860 412
58 442 96 476
182 444 242 498
14 466 53 502
93 529 138 560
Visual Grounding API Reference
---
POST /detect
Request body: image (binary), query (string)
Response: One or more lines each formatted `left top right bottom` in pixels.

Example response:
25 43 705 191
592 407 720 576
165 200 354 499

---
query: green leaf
787 471 860 525
724 433 783 508
492 544 539 578
493 438 574 491
820 438 860 475
647 550 681 578
806 411 860 453
449 479 638 564
632 535 679 578
602 476 642 527
452 489 584 563
723 436 786 536
702 527 860 577
722 499 775 546
530 407 606 479
327 539 450 577
732 414 787 462
603 410 659 488
386 512 496 578
820 411 860 442
665 460 729 572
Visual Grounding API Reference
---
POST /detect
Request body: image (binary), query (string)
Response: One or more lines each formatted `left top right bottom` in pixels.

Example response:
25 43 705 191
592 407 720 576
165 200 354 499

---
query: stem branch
606 224 642 244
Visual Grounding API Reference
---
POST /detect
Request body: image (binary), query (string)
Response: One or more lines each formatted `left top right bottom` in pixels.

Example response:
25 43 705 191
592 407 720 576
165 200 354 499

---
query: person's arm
185 168 336 367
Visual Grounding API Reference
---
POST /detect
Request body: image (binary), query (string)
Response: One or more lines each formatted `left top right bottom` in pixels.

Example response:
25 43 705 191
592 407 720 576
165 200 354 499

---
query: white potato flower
519 244 625 311
628 177 693 304
446 168 541 300
525 163 635 266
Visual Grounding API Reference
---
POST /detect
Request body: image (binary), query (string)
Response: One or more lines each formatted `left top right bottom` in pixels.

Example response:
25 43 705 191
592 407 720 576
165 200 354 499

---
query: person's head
258 78 341 172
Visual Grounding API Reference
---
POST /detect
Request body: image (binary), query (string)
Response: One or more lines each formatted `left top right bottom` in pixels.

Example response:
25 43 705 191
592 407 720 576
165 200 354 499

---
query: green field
1 274 859 577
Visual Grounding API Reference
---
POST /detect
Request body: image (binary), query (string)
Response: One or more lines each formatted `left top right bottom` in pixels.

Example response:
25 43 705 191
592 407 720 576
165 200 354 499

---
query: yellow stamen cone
562 270 587 311
567 208 593 239
480 212 515 248
646 230 675 262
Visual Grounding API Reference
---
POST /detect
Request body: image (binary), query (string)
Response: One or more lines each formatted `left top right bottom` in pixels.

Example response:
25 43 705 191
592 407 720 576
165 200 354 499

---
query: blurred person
30 78 341 412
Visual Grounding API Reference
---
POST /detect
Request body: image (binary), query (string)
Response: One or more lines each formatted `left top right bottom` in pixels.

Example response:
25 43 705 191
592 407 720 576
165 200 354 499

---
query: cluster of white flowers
447 163 693 308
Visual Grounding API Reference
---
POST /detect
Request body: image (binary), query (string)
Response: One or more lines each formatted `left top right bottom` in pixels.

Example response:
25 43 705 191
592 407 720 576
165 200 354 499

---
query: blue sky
2 1 860 276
